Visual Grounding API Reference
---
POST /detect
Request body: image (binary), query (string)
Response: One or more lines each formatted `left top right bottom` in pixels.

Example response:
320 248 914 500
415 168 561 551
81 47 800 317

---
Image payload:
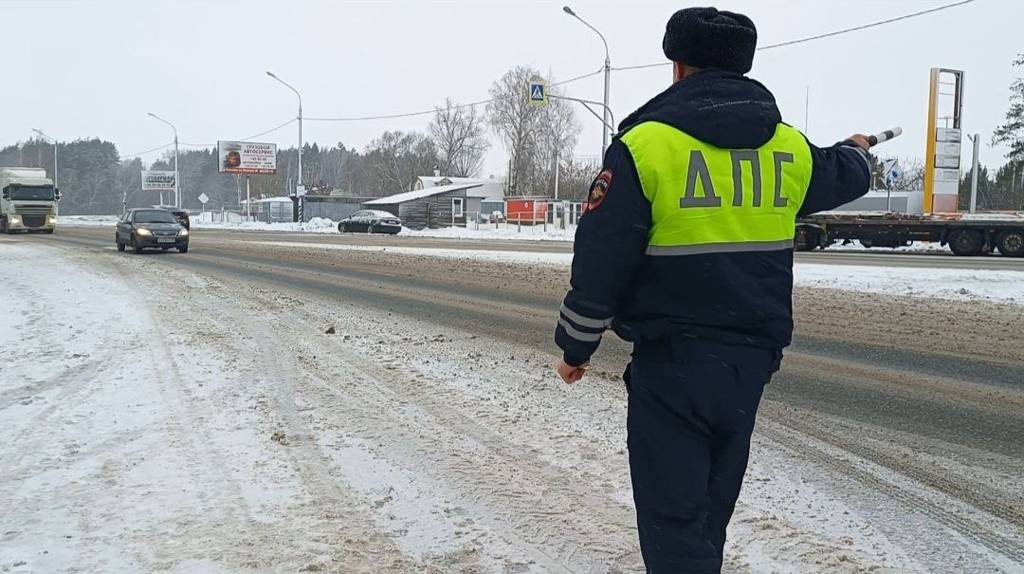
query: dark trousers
625 338 777 573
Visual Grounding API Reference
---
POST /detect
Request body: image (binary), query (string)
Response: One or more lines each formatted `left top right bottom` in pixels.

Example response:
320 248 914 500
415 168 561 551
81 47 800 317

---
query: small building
242 196 294 223
415 175 506 216
364 183 482 229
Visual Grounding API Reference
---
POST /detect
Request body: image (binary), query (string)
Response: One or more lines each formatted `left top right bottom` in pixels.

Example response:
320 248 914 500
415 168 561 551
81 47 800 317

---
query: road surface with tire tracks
15 226 1024 572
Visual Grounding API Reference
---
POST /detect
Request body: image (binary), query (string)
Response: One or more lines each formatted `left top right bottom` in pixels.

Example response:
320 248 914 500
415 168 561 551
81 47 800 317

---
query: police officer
554 7 871 573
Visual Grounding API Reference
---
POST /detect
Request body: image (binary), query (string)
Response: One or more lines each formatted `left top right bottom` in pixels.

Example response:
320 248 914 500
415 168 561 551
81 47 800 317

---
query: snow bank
193 216 339 234
251 239 1024 306
58 214 120 226
795 263 1024 306
57 215 341 233
401 224 576 242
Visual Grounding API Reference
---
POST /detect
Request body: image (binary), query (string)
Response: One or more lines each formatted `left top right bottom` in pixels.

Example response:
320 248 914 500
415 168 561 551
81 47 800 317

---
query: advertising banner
141 170 176 191
217 140 278 175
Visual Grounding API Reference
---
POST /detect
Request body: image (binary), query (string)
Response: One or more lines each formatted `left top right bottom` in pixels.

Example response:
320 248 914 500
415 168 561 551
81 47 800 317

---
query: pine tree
992 53 1024 161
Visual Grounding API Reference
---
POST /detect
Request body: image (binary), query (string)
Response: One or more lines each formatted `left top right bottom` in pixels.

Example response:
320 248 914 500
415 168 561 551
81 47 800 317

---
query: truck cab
0 167 60 233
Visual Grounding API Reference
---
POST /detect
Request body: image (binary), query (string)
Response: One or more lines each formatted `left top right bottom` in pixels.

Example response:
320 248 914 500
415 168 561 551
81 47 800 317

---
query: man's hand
556 360 589 384
846 134 871 150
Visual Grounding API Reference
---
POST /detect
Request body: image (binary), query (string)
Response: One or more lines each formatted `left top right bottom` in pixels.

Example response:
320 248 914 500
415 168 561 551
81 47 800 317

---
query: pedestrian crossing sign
529 81 548 106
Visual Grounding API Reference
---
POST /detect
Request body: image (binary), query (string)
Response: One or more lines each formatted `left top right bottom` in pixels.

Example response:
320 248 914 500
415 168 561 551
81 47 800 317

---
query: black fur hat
663 7 757 74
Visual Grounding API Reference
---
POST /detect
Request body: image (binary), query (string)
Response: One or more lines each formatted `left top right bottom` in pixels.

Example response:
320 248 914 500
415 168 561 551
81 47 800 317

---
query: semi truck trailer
0 167 60 233
795 211 1024 257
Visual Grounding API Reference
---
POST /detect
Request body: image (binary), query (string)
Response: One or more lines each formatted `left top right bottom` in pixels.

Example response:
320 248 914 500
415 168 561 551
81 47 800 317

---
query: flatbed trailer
796 212 1024 257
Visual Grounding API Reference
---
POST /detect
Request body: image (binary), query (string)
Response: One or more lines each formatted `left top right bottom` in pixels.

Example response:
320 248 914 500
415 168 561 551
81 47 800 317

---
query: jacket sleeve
798 139 872 216
555 139 651 367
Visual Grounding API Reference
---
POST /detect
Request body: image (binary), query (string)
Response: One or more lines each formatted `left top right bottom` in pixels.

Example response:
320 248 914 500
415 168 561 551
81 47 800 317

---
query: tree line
1 65 600 215
6 58 1024 215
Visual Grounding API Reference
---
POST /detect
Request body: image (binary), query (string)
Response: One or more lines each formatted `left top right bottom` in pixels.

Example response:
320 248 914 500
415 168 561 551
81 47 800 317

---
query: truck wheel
948 229 985 256
795 227 819 251
996 230 1024 257
0 217 6 234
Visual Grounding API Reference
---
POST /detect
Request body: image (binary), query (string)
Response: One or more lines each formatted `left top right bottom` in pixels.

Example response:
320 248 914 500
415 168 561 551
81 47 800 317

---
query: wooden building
363 183 483 230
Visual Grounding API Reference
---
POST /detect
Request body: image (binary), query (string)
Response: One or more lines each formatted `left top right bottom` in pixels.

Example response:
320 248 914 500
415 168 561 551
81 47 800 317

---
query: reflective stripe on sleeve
559 303 613 329
557 318 604 343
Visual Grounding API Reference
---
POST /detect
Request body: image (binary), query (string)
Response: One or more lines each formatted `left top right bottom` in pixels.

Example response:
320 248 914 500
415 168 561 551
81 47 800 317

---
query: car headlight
178 228 189 236
9 216 20 224
136 228 152 236
47 216 56 223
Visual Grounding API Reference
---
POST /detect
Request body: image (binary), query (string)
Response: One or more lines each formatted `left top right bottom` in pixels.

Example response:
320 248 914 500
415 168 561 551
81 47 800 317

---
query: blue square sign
529 81 548 106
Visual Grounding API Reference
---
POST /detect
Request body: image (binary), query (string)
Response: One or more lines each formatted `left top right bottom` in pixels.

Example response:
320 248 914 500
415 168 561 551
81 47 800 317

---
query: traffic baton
867 127 902 147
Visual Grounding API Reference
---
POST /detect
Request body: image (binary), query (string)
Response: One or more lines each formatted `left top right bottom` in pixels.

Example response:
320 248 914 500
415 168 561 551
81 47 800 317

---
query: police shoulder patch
586 169 612 211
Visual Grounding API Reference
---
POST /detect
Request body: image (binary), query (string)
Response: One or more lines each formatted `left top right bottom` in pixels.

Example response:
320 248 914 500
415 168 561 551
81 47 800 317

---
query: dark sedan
152 205 191 229
338 210 402 234
116 208 189 253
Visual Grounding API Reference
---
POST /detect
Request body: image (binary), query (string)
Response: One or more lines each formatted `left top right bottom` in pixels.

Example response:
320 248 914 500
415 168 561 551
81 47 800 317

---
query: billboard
141 170 176 191
217 140 277 175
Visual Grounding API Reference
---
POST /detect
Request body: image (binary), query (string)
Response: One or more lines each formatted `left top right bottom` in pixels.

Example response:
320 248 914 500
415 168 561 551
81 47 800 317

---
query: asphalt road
24 226 1024 568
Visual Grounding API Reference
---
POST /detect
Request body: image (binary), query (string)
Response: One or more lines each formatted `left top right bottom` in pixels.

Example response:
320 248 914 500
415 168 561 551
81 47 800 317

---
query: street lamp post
266 71 304 223
563 5 611 158
147 112 180 208
31 129 58 192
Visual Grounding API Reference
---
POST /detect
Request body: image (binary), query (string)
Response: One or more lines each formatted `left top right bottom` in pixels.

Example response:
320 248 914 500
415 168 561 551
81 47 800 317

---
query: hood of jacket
618 69 782 149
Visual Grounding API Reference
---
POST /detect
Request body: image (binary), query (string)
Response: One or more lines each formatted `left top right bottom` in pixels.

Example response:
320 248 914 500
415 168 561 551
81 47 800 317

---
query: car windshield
134 210 177 224
9 185 55 201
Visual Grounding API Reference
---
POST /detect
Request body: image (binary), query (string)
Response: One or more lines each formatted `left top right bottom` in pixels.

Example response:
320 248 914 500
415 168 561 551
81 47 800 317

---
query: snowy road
2 228 1023 573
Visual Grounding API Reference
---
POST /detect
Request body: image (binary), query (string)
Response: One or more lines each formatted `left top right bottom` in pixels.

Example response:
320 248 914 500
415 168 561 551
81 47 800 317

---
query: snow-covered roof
364 183 483 205
417 176 503 187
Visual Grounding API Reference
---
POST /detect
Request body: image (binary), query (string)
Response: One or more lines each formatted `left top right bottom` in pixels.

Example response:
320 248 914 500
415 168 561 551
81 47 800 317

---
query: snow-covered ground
245 239 1024 307
58 215 577 240
3 241 972 573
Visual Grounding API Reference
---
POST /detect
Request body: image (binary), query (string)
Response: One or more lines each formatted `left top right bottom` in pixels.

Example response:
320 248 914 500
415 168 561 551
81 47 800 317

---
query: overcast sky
4 0 1020 179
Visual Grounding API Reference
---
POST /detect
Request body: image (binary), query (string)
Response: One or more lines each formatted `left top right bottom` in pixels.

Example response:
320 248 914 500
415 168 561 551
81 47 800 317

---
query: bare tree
430 98 488 178
874 156 924 191
536 96 582 196
364 131 438 195
486 66 582 196
558 155 602 201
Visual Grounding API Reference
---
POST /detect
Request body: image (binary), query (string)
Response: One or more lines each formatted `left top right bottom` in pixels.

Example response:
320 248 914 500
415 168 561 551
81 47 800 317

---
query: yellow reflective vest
620 122 813 256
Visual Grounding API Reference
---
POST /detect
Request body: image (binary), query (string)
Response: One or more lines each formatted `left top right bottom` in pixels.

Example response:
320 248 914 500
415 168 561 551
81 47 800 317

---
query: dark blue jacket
556 70 870 366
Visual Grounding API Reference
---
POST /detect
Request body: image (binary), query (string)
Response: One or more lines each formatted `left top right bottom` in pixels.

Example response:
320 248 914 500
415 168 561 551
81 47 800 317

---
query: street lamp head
147 112 157 118
562 5 576 16
266 71 277 78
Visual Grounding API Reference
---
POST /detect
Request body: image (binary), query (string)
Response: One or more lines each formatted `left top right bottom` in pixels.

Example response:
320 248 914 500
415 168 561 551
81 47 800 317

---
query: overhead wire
120 141 174 159
305 67 605 122
118 0 979 153
613 0 980 72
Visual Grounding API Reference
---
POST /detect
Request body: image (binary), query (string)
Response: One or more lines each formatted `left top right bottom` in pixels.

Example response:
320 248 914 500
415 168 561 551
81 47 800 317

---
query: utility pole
563 5 611 158
32 129 58 192
147 112 180 207
553 148 560 200
804 86 810 133
267 71 303 222
968 134 980 213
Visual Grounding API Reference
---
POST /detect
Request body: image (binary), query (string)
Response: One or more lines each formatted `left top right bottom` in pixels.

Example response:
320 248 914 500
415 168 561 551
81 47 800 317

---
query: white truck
0 167 60 233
